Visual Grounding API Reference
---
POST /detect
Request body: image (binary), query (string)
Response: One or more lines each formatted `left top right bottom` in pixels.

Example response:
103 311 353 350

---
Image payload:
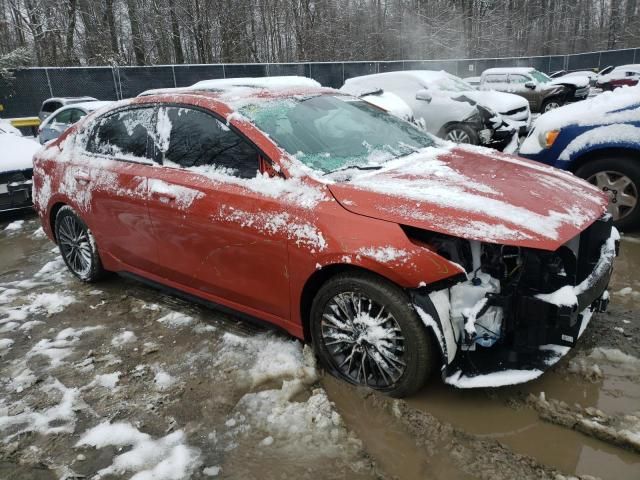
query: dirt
1 212 639 480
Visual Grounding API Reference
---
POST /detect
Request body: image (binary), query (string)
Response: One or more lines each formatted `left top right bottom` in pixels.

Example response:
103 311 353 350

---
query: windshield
530 70 551 83
240 95 434 173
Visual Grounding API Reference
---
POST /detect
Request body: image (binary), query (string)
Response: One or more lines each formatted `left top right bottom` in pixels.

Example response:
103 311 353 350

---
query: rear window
42 101 62 113
86 107 155 160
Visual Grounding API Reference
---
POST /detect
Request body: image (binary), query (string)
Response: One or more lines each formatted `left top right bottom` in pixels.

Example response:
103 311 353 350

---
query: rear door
144 105 291 319
76 106 159 272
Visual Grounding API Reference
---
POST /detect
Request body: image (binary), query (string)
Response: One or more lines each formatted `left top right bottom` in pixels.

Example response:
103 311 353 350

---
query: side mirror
415 89 432 102
524 81 536 89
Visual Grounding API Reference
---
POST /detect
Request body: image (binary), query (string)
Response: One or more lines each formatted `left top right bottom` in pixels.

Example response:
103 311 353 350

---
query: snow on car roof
343 70 468 93
483 67 535 75
191 76 321 90
611 64 640 71
138 76 322 97
44 96 98 103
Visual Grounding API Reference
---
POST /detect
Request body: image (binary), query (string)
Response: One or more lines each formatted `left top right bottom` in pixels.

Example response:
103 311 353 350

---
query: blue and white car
519 85 640 229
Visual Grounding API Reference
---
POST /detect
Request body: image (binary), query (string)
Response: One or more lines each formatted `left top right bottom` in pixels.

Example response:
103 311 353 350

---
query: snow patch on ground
111 330 137 347
4 220 24 231
157 311 195 328
76 422 201 479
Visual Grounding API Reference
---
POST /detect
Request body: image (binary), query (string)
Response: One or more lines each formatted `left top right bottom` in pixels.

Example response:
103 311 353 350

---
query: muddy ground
1 212 639 480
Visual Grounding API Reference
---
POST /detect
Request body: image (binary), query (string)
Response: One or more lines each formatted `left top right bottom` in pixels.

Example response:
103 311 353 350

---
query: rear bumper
0 178 33 213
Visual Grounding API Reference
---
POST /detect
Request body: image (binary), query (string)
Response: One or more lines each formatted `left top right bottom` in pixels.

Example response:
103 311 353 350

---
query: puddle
611 233 640 309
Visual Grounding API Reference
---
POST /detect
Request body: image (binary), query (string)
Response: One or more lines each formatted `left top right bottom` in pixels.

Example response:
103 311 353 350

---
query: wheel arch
568 146 640 174
49 201 68 243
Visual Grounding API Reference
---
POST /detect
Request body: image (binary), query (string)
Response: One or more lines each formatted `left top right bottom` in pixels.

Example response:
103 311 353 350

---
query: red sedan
33 84 617 396
596 64 640 90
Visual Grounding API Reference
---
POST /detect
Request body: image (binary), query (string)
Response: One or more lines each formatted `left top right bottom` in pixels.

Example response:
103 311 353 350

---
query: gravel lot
1 213 639 480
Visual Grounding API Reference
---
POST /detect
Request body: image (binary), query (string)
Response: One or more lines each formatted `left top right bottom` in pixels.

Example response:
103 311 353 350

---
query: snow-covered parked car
1 133 40 212
595 64 640 91
341 70 526 149
480 67 590 113
38 101 112 144
0 118 22 136
33 82 616 395
519 85 640 229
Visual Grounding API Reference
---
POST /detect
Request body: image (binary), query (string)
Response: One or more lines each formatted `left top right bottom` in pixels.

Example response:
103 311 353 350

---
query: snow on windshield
239 95 434 173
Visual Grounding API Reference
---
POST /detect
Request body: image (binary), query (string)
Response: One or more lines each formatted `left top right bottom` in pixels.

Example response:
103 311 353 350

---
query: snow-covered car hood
453 90 528 114
0 119 21 136
327 145 607 250
1 133 41 173
550 75 590 88
519 85 640 155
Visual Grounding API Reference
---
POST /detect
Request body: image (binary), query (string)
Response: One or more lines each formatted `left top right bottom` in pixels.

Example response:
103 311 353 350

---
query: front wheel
55 206 105 282
444 124 479 145
575 155 640 231
541 97 563 113
310 272 435 397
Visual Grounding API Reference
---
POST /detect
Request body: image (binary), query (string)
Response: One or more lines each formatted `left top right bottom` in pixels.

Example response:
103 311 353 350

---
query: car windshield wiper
323 164 382 176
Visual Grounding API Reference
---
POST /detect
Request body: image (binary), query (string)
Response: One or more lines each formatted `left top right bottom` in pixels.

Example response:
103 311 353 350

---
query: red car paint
32 88 608 341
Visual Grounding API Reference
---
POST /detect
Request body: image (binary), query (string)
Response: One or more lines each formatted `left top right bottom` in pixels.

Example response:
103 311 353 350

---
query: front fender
557 124 640 163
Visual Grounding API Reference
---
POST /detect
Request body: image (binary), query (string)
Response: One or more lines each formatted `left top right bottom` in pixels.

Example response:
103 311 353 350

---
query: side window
484 74 507 84
52 109 74 125
159 107 259 179
69 109 86 123
86 107 155 160
509 74 530 84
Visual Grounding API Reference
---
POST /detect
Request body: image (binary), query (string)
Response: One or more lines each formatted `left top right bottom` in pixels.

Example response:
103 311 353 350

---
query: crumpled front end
411 214 618 388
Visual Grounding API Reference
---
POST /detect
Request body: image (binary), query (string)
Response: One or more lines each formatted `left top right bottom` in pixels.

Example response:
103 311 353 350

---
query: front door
144 105 291 320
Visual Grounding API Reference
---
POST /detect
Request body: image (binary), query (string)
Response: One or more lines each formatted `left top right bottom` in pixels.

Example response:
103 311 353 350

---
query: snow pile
0 338 14 351
203 465 221 476
192 76 321 91
215 206 327 252
75 422 201 479
91 372 121 389
237 383 359 457
588 347 640 370
157 311 195 328
218 333 317 388
0 379 81 441
153 365 176 391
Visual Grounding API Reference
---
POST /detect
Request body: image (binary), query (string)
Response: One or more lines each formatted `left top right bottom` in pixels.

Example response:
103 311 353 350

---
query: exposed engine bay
408 214 619 383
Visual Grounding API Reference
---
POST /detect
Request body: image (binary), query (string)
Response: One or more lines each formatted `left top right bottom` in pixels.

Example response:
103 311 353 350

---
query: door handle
74 172 90 185
151 191 176 202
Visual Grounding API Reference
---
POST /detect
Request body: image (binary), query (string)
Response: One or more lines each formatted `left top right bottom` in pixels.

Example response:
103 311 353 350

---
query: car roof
482 67 535 75
612 64 640 71
43 96 98 103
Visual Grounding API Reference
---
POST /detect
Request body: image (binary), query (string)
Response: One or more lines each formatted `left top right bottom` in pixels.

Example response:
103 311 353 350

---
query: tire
54 205 105 282
575 155 640 231
310 271 435 398
443 124 479 145
541 97 563 113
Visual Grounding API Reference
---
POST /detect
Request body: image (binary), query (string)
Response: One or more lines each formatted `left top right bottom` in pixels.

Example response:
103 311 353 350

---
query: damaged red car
32 82 618 397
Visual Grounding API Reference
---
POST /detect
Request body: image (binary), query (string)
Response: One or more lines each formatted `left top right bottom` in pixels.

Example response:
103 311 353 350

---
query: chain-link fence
1 47 638 118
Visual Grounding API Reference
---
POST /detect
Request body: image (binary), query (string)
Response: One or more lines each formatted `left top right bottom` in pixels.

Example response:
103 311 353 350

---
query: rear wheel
575 155 640 230
444 124 479 145
310 272 434 397
55 206 105 282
